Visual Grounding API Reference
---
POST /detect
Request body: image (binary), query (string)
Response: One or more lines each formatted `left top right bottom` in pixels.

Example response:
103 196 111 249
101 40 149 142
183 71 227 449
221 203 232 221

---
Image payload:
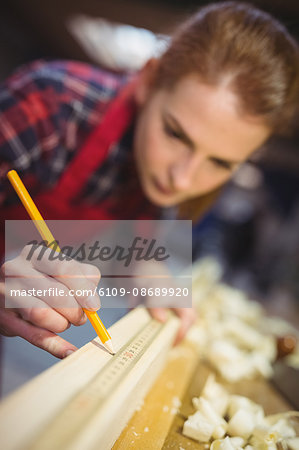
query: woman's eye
164 123 182 140
210 158 232 170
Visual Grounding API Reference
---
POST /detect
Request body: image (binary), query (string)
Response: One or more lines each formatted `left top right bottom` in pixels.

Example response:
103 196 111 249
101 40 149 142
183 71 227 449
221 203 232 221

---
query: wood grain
113 341 199 450
115 357 293 450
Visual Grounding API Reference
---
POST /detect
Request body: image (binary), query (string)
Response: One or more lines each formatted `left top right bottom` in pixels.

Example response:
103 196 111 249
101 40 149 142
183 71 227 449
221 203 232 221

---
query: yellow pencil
7 169 115 355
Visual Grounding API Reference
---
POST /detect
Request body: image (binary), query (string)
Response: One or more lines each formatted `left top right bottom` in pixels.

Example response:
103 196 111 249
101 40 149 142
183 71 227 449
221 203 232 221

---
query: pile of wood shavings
182 374 299 449
187 258 279 382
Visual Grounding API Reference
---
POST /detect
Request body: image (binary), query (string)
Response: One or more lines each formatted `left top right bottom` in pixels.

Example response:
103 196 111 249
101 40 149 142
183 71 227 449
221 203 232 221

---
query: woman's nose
170 153 202 191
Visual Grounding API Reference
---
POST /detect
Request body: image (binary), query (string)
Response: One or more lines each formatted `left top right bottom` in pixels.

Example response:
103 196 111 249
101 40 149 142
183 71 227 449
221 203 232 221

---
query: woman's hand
0 244 101 358
149 307 197 344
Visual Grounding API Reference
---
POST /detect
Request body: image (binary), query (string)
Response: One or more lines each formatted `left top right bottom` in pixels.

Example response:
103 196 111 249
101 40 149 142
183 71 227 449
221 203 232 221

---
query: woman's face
133 73 271 207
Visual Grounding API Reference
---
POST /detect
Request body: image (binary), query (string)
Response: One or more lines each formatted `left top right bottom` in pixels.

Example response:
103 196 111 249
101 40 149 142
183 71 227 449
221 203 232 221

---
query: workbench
0 307 296 449
113 340 293 449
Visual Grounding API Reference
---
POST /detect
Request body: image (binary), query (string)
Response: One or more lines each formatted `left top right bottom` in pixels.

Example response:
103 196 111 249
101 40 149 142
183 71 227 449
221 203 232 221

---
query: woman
0 2 298 358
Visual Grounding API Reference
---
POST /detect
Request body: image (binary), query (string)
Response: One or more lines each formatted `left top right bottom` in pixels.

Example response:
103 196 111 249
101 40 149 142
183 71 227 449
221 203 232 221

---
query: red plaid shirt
0 60 163 219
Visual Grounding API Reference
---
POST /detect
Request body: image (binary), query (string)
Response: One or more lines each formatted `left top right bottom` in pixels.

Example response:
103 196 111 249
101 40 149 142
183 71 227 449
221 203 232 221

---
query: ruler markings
31 318 165 448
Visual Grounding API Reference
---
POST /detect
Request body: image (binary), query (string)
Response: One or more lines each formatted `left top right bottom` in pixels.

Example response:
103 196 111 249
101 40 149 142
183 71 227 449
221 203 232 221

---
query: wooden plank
0 308 179 450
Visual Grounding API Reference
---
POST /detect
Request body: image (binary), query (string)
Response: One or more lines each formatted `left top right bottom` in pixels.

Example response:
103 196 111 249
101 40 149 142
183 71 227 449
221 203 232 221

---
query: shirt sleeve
0 59 123 207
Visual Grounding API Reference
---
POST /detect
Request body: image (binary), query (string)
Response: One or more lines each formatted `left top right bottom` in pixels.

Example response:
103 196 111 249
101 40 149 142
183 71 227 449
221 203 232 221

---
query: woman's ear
134 58 160 106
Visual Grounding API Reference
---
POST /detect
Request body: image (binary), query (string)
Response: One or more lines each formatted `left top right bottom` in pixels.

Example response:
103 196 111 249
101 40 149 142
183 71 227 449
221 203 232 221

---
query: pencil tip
103 339 115 355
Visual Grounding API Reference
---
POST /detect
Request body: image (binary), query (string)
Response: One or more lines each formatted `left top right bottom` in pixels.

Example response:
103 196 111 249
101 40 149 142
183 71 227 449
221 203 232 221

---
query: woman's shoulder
2 59 128 99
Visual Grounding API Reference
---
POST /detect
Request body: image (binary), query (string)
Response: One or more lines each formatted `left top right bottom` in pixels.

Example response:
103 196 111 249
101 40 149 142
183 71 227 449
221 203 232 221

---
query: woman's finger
148 307 168 322
14 298 70 334
148 307 197 345
4 262 87 327
172 307 197 344
22 245 101 311
0 307 77 359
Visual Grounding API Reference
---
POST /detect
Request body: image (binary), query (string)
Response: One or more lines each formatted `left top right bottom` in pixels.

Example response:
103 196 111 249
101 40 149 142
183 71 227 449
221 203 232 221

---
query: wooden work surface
0 309 294 449
114 341 292 449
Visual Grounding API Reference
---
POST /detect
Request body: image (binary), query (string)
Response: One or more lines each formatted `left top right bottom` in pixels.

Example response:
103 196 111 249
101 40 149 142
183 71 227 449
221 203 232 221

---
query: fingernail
85 295 101 311
64 349 75 358
156 310 167 322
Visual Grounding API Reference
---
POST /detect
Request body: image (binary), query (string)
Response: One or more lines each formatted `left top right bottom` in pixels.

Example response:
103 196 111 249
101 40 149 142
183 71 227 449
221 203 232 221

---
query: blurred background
0 0 299 396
